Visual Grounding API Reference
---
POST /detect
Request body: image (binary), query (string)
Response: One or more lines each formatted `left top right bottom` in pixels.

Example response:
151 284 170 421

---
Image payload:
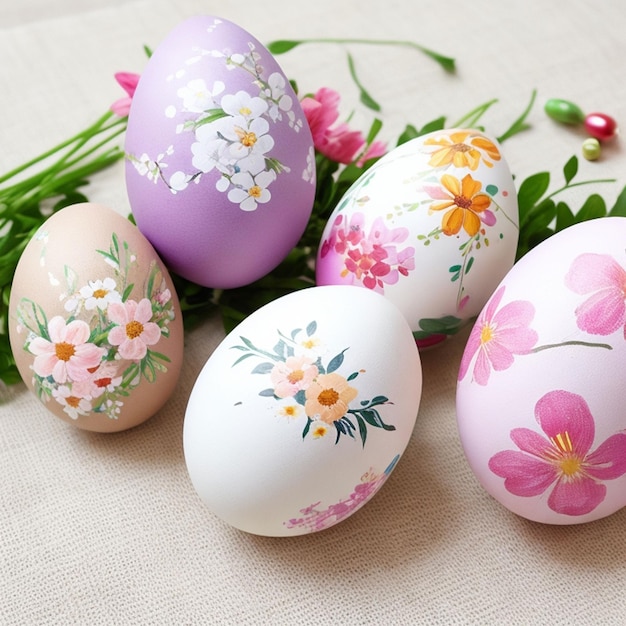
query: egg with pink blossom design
124 15 316 289
315 128 519 349
456 217 626 524
8 203 184 432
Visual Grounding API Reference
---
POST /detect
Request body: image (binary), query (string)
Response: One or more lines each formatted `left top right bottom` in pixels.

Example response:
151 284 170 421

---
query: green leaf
555 202 576 232
355 414 368 447
326 349 347 373
347 52 381 112
266 39 301 54
608 184 626 217
517 172 550 220
252 362 274 375
302 417 312 439
194 109 229 128
496 89 536 143
420 117 447 135
576 193 606 221
397 124 420 146
368 395 389 406
563 155 578 185
365 118 383 146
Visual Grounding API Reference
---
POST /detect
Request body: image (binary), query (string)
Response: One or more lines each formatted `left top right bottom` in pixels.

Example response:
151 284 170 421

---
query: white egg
316 128 519 348
183 285 422 536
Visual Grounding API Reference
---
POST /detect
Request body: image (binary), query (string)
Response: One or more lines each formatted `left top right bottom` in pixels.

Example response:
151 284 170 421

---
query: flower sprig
1 37 625 387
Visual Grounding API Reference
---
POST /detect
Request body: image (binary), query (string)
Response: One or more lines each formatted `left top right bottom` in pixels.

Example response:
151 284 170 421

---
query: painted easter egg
8 203 184 432
315 128 519 348
124 15 316 289
183 285 422 536
456 217 626 524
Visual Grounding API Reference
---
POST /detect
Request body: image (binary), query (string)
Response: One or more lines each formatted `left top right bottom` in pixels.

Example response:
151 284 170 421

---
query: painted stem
532 340 613 353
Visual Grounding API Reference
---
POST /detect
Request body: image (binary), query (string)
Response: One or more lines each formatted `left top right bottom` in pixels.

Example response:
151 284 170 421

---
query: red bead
584 112 618 141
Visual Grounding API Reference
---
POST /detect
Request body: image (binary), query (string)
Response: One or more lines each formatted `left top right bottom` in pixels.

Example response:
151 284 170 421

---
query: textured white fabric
1 1 626 624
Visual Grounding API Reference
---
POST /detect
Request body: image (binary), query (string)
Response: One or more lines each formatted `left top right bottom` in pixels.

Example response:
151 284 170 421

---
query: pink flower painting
270 355 318 398
489 390 626 516
285 455 399 532
107 298 162 360
319 212 415 293
565 252 626 338
458 286 538 385
29 316 106 384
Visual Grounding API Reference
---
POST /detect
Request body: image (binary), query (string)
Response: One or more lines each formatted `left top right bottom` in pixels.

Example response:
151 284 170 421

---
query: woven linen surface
1 1 625 624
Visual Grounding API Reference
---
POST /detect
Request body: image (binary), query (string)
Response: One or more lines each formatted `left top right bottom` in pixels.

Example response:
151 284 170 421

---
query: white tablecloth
1 1 625 624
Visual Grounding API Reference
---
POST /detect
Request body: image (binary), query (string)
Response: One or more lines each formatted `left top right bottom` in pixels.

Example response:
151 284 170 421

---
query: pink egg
456 217 626 524
125 16 315 288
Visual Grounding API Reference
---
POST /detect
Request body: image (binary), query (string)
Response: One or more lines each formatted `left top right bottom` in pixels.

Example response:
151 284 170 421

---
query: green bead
582 137 601 161
544 98 585 125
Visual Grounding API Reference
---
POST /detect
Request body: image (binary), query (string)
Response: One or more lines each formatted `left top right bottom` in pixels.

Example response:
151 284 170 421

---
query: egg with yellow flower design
183 285 422 536
316 128 519 348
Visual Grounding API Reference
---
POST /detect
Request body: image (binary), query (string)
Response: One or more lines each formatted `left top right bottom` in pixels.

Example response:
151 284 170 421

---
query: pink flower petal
140 322 162 346
483 339 515 372
119 338 147 361
111 96 132 117
107 302 129 325
493 298 536 329
47 316 67 343
52 360 68 384
114 71 140 97
509 427 554 457
535 390 595 457
32 352 58 378
64 319 91 345
574 289 625 335
458 325 482 381
28 337 53 357
495 325 539 356
108 326 127 346
585 433 626 480
472 349 492 386
547 476 606 516
565 253 626 294
488 450 557 497
422 185 451 200
135 298 154 324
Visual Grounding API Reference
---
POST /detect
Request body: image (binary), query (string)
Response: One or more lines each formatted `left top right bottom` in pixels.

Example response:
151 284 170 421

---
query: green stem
290 37 456 72
490 197 519 230
544 178 617 203
532 340 613 353
451 99 498 128
0 110 119 185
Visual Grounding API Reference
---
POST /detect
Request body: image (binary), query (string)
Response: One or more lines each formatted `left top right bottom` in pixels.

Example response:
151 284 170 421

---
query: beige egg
9 203 184 432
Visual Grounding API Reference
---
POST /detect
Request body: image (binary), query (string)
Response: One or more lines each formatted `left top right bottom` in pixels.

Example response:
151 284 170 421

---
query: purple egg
124 15 316 288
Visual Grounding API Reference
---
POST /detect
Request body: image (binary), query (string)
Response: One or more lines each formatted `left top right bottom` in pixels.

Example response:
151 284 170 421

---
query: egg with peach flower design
8 203 184 432
183 285 422 536
315 128 519 348
456 217 626 524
